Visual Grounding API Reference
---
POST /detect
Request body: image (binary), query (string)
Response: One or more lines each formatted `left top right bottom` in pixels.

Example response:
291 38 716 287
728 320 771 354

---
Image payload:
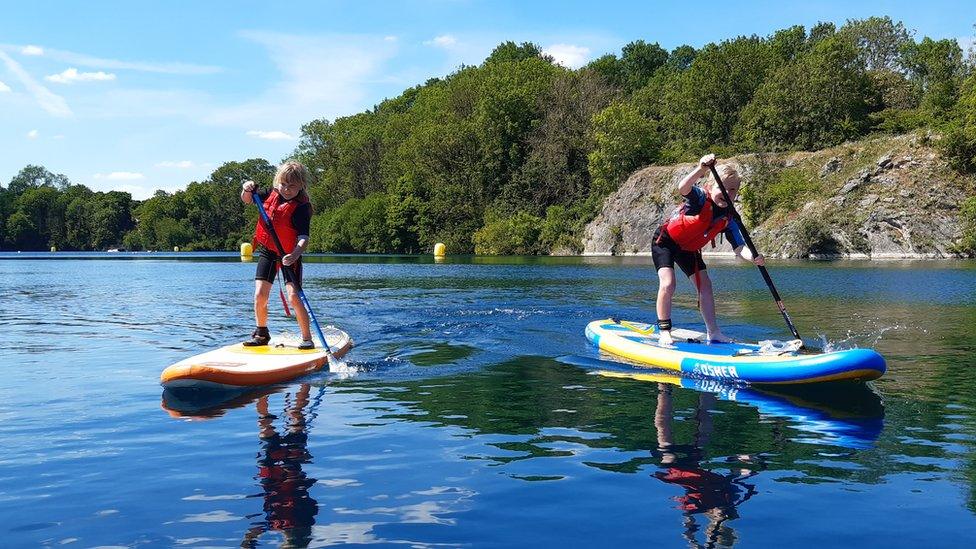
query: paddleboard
161 327 352 390
585 319 885 384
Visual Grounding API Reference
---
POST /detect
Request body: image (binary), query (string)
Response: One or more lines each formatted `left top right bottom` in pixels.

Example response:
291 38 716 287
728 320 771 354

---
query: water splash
819 317 905 353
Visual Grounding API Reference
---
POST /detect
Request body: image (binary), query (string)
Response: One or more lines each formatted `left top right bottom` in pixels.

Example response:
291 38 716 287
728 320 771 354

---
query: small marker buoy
433 242 446 257
240 242 253 257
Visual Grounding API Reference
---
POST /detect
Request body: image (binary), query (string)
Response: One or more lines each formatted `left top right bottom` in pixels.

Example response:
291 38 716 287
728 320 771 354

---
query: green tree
838 16 913 72
902 37 966 120
738 37 874 150
588 101 662 196
662 35 776 153
620 40 669 91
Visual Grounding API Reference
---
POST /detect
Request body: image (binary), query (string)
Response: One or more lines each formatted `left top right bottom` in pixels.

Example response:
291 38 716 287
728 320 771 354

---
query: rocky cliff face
581 133 976 258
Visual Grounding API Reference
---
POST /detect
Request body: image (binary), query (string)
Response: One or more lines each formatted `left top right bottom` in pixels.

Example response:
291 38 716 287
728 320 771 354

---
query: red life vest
254 190 309 253
663 198 729 252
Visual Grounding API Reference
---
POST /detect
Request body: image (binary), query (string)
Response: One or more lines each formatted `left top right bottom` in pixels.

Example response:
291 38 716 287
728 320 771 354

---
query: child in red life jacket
240 161 315 349
652 154 765 347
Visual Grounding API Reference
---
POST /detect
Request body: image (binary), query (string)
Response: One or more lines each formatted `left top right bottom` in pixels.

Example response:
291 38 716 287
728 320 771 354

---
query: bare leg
656 267 676 345
691 271 730 342
254 280 272 327
286 282 312 341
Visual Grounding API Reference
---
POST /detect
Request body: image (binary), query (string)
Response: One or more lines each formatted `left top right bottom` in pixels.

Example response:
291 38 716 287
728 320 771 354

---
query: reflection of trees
348 357 895 485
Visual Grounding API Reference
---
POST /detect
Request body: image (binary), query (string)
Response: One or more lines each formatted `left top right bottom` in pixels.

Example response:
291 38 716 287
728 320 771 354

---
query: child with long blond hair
240 160 315 349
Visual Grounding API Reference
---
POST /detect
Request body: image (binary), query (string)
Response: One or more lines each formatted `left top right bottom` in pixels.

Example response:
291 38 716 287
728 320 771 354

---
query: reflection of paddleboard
161 386 281 419
160 328 352 390
558 354 884 449
585 319 885 384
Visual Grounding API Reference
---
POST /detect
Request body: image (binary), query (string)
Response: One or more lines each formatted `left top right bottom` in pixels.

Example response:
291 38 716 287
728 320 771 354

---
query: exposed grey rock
840 180 860 194
820 157 841 177
877 154 893 169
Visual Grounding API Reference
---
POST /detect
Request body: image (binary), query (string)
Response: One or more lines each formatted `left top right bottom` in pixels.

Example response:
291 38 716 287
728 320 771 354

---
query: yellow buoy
240 242 253 257
50 246 57 252
433 242 446 257
173 246 180 252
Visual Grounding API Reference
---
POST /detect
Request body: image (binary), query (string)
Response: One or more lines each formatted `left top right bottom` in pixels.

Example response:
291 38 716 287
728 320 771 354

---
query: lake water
1 252 975 547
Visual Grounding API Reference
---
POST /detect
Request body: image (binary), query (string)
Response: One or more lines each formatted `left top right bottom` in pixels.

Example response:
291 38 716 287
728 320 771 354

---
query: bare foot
658 330 674 347
708 331 734 344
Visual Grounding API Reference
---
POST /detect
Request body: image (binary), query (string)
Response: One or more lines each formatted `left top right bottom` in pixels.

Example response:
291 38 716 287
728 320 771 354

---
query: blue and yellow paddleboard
585 319 885 384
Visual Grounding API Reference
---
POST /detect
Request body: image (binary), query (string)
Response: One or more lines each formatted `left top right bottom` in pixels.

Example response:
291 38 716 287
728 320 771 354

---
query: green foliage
837 16 913 72
473 210 543 255
740 160 820 225
902 37 966 120
588 101 661 197
310 192 392 253
952 196 976 255
794 217 842 257
739 36 874 150
662 35 776 154
942 75 976 172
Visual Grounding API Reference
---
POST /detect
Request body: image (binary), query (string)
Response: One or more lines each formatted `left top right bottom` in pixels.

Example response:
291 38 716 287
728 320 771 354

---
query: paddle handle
708 165 802 342
252 191 332 355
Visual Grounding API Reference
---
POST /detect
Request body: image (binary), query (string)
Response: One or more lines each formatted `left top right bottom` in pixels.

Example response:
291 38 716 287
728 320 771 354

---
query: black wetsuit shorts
255 247 303 285
651 226 706 277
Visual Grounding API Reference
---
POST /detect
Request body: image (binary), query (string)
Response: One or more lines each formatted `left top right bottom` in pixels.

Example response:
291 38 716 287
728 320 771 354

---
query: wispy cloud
1 43 222 75
46 68 117 84
27 129 38 139
0 80 10 92
425 35 458 48
207 32 399 128
0 51 71 117
246 130 294 140
543 44 591 69
94 171 145 180
156 160 196 168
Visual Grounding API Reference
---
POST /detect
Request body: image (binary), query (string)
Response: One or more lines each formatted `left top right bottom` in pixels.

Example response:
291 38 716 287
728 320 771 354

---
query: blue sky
1 0 973 199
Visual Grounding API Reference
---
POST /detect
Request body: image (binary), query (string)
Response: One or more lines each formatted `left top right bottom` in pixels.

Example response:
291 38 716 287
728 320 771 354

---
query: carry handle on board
708 164 804 346
252 191 335 358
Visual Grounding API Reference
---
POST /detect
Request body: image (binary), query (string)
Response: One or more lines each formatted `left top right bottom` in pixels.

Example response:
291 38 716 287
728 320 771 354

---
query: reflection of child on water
654 385 759 548
242 384 318 548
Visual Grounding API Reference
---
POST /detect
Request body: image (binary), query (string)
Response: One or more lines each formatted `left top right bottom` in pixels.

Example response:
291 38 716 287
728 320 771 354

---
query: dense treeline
3 17 976 253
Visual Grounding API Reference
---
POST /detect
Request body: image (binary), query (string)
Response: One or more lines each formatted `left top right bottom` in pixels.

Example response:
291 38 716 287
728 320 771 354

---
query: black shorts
651 227 706 277
255 248 303 285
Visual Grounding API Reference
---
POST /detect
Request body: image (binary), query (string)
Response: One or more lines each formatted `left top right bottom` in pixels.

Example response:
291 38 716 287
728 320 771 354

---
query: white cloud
27 129 38 139
0 43 222 74
0 80 10 92
156 160 195 168
384 36 398 42
425 35 458 48
45 68 117 84
543 44 591 69
0 51 71 117
246 130 294 140
207 32 399 128
960 37 975 54
94 171 145 180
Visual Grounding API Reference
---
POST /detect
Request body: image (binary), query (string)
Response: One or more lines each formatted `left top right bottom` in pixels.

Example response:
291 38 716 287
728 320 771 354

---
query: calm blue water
2 252 975 547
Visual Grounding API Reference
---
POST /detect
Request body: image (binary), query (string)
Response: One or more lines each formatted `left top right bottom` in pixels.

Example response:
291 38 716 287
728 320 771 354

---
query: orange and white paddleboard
160 328 352 390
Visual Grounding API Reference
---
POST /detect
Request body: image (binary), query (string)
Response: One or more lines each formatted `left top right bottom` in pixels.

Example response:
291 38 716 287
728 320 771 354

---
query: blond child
651 154 764 347
240 161 315 349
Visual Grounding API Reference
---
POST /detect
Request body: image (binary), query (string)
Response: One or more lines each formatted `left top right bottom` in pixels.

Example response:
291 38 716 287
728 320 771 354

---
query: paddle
708 164 803 345
251 191 335 359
